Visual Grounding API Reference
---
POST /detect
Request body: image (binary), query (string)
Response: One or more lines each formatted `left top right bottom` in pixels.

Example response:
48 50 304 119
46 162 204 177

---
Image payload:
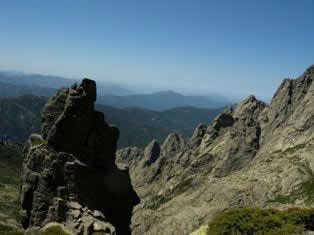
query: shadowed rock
20 79 140 235
143 140 161 167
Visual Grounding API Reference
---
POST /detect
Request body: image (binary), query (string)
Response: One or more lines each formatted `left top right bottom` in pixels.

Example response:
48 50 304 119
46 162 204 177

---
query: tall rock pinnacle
20 79 140 235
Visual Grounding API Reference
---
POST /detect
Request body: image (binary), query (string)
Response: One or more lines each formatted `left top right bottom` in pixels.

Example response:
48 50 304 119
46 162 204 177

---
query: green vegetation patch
297 161 314 203
0 198 21 222
30 137 47 147
40 225 71 235
0 143 23 186
0 143 23 229
0 164 20 186
207 208 314 235
0 223 23 235
267 194 294 204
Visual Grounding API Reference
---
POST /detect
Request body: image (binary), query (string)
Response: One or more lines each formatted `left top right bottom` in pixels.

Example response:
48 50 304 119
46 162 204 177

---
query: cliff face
116 65 314 235
20 79 140 235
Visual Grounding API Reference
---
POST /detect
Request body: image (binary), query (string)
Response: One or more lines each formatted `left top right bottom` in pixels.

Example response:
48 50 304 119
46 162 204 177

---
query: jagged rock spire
20 79 139 235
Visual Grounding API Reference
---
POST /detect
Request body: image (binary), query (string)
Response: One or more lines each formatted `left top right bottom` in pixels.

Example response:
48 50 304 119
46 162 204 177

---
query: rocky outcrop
162 133 186 153
143 140 161 167
20 79 140 235
116 65 314 235
189 123 207 148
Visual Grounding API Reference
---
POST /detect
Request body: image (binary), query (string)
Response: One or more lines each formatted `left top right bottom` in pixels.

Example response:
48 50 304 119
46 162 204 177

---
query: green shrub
40 225 71 235
30 137 47 147
207 208 314 235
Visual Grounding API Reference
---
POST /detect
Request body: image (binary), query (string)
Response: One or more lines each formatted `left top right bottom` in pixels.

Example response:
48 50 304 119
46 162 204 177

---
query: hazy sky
1 0 314 100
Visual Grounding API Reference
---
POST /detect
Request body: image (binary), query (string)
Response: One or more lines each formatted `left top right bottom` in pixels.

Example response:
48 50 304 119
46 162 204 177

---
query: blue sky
0 0 314 100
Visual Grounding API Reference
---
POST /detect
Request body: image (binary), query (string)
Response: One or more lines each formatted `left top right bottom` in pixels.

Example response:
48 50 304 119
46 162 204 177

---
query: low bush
207 207 314 235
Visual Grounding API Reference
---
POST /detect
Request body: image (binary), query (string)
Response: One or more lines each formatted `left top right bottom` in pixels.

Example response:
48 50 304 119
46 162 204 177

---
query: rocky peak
161 133 186 153
20 79 139 235
41 78 119 169
143 139 161 167
115 65 314 235
305 64 314 75
189 123 207 147
257 65 314 151
233 95 266 120
211 112 234 131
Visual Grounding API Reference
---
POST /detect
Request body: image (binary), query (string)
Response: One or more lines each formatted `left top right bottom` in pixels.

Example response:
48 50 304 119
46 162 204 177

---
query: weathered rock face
116 65 314 235
20 79 140 235
41 79 119 169
189 123 207 148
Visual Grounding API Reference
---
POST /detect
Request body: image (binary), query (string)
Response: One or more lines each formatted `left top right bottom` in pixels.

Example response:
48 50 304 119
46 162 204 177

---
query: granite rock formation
116 65 314 235
20 79 140 235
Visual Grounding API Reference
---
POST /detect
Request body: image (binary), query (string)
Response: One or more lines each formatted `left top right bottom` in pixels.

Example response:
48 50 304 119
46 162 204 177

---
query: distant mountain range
0 71 232 110
0 95 224 147
97 105 224 147
0 71 132 96
0 81 56 98
98 90 231 110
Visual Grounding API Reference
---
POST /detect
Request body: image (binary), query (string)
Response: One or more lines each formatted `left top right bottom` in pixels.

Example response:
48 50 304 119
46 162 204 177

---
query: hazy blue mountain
0 71 133 96
0 71 76 88
0 95 224 147
98 90 231 111
0 81 56 98
0 71 231 108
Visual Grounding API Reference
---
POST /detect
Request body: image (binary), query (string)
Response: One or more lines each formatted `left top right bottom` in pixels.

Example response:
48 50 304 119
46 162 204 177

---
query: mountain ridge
98 91 231 111
0 95 223 147
116 64 314 235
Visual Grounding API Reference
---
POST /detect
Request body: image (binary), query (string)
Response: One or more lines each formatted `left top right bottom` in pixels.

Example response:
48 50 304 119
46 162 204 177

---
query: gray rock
143 140 161 167
20 79 139 235
118 66 314 235
162 133 186 153
189 123 207 148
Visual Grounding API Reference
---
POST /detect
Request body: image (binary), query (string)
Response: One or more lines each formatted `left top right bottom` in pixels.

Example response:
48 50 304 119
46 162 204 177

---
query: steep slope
116 65 314 235
0 95 47 142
